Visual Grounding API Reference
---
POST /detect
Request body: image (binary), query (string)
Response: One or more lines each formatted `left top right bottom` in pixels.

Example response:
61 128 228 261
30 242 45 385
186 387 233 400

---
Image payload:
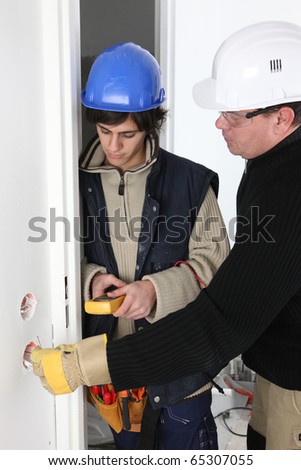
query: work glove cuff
62 335 111 390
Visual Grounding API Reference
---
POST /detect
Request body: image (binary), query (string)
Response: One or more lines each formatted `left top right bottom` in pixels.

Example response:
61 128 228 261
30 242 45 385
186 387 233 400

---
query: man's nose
215 114 230 130
108 134 122 151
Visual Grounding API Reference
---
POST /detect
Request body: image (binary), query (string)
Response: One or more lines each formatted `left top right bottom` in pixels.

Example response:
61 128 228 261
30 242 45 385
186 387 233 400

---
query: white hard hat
193 21 301 111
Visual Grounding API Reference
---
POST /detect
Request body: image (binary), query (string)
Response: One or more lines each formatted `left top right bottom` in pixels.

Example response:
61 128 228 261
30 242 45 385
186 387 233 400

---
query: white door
0 0 84 449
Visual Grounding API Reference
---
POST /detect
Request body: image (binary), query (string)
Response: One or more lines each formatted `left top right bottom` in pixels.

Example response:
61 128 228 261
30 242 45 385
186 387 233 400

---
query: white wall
0 0 83 449
159 0 301 242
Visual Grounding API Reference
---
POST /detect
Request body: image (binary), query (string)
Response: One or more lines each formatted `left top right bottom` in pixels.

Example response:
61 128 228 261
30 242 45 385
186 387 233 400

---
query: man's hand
30 336 110 395
108 280 156 320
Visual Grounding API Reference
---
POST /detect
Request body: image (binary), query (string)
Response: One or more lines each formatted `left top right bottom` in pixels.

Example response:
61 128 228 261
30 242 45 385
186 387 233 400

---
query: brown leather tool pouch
87 386 147 433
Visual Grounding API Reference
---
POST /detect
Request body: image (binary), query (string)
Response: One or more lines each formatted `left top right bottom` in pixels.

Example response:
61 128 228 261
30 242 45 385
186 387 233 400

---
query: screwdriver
120 390 131 430
103 384 112 405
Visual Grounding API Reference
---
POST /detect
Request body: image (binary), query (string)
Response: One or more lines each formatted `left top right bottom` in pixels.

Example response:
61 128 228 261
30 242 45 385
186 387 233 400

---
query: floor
88 361 254 450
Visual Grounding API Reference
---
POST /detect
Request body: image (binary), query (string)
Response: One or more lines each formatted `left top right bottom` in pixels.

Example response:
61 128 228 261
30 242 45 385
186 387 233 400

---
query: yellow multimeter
84 294 125 315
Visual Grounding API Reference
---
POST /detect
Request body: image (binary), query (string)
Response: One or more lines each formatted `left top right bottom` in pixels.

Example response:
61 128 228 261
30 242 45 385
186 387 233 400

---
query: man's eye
231 114 243 121
100 128 110 134
123 133 135 138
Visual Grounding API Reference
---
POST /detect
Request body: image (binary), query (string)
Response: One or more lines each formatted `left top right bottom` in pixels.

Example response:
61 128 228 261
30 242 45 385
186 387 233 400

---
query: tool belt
87 384 147 433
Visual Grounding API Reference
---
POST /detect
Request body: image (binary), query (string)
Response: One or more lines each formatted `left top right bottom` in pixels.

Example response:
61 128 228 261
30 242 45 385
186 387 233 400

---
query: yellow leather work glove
31 335 110 395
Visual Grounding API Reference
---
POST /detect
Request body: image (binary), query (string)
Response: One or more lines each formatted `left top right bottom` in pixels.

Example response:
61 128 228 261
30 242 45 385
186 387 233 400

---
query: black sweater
107 127 301 392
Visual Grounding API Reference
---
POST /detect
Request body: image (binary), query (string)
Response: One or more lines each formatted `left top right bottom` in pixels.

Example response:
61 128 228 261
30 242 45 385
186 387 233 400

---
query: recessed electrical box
23 340 38 370
20 293 37 321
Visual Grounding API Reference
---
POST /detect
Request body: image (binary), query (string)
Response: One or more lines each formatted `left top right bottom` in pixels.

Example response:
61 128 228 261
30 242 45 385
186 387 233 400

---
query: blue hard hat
81 42 166 112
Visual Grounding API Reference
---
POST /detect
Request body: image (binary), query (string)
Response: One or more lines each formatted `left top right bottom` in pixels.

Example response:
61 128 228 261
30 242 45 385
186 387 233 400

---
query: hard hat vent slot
270 59 282 73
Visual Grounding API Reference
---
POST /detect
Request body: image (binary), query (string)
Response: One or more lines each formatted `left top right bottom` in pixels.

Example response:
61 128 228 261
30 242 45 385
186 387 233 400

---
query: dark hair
258 101 301 127
86 107 168 147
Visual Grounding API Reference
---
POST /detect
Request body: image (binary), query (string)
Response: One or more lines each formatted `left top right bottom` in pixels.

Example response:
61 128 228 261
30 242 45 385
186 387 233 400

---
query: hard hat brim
193 79 221 110
193 79 237 111
193 78 301 112
81 90 166 113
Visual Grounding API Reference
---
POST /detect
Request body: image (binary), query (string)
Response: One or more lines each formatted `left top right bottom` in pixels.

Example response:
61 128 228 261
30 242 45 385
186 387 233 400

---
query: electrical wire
214 406 252 438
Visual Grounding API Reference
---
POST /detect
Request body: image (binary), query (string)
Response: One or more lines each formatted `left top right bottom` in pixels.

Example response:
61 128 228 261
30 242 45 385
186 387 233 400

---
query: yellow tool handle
85 294 125 315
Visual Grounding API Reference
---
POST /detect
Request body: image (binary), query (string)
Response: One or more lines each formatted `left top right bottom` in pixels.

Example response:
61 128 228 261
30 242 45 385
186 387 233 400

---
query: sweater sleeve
143 186 230 322
106 169 301 390
81 257 107 301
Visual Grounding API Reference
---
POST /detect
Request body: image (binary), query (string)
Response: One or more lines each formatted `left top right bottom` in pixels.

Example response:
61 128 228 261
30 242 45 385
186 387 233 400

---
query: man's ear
274 106 295 134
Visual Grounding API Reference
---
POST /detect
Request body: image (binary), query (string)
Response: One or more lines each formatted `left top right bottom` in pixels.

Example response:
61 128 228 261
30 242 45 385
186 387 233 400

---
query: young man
32 22 301 449
76 42 228 449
